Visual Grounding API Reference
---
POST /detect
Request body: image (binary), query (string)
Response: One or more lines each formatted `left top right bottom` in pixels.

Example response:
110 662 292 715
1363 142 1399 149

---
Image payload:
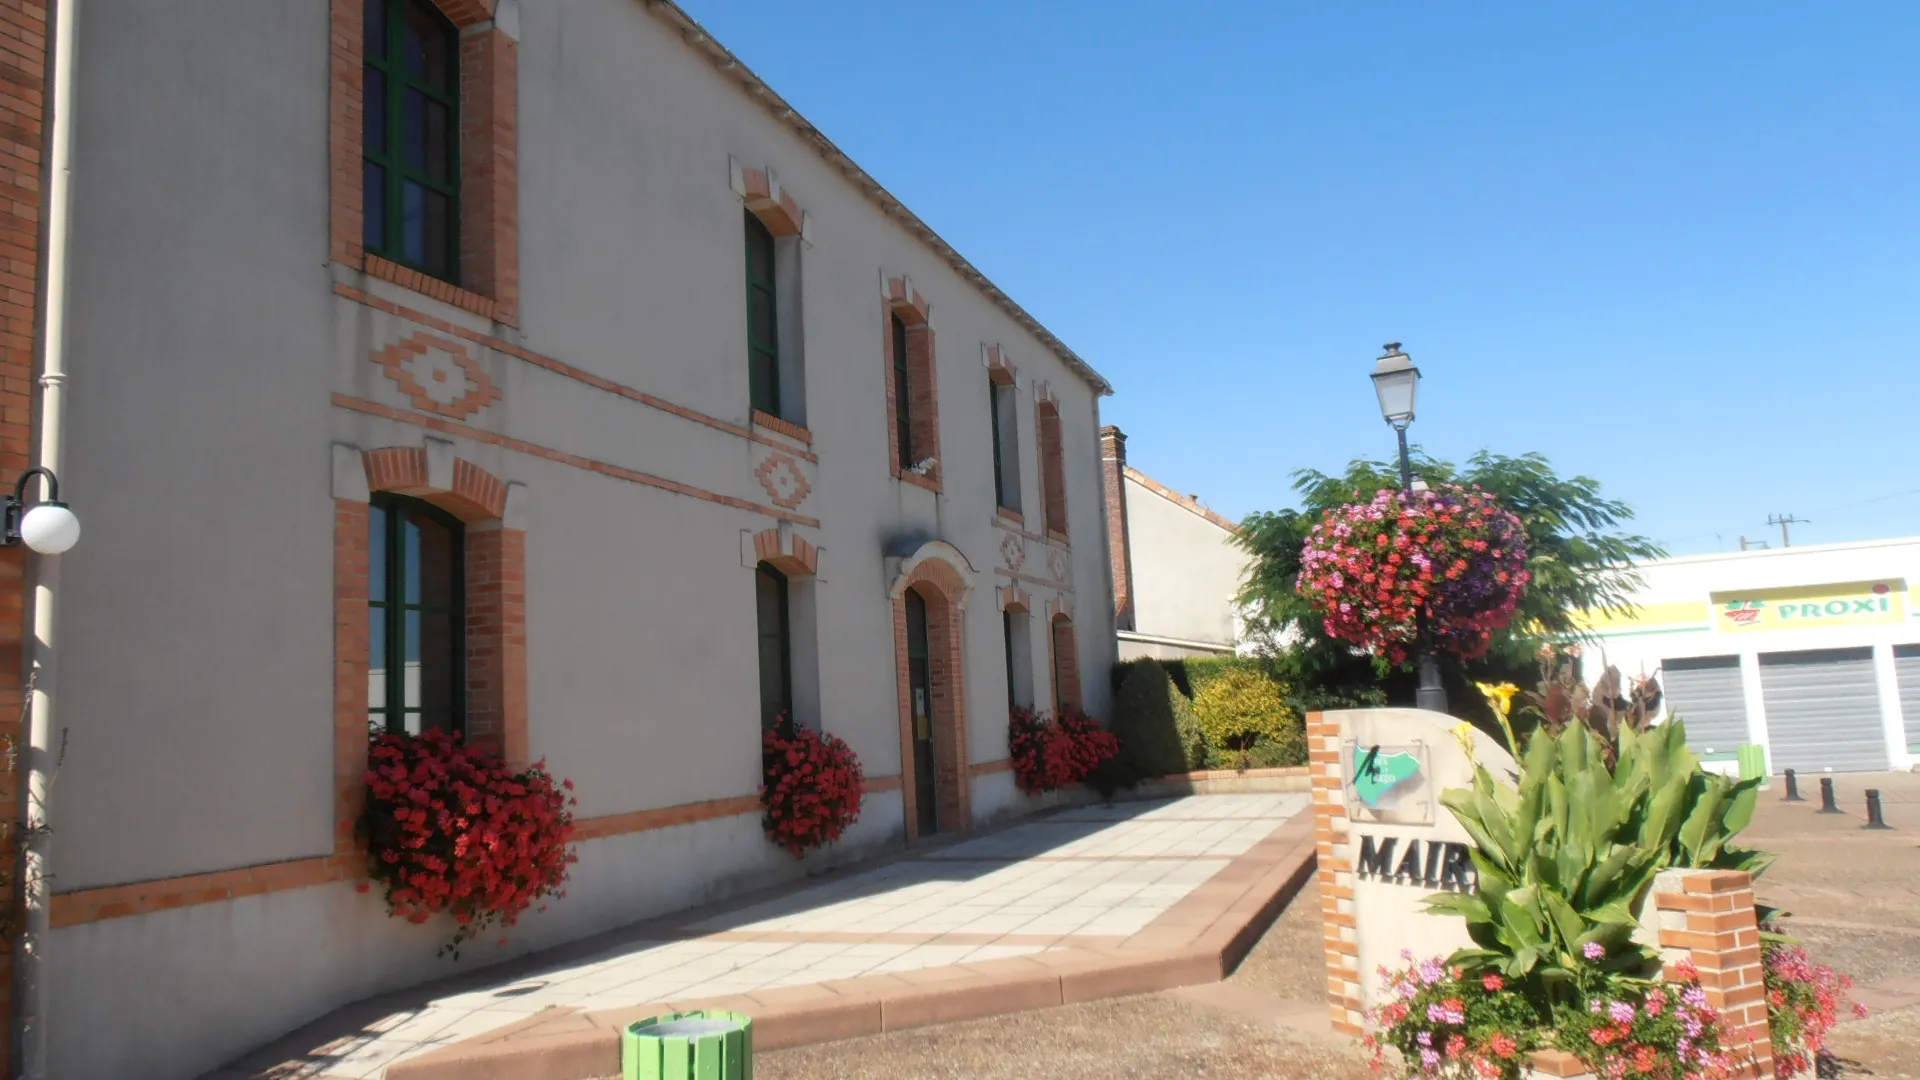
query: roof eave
640 0 1113 397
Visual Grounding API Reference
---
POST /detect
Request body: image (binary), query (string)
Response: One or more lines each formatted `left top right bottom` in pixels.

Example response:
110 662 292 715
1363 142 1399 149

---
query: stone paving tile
213 793 1308 1079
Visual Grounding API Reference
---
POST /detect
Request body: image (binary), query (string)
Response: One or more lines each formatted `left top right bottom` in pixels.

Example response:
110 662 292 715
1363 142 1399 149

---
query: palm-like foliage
1425 720 1769 1005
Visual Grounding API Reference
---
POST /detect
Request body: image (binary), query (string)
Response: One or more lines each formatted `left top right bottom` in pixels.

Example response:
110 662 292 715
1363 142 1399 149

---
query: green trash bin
623 1010 753 1080
1736 744 1767 781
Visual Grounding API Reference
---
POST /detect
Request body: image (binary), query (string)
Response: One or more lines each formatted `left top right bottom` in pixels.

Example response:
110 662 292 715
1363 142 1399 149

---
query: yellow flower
1450 721 1478 765
1475 681 1520 718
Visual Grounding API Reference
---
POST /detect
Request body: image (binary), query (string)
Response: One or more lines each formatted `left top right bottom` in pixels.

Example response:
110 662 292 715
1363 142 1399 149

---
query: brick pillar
1100 426 1134 631
1305 711 1364 1036
1652 869 1775 1078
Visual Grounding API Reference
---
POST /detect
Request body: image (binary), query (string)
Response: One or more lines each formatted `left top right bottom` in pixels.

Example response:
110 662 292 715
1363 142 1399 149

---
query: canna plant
1426 718 1769 1004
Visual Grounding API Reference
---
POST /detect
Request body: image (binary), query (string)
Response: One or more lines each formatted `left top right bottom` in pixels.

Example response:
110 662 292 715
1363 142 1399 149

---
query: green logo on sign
1354 744 1421 808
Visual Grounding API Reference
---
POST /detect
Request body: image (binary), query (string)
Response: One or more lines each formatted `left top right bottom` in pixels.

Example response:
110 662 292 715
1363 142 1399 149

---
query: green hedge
1109 660 1207 779
1108 656 1309 776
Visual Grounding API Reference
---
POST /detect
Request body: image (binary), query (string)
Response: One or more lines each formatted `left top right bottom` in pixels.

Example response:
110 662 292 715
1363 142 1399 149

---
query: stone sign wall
1308 707 1517 1034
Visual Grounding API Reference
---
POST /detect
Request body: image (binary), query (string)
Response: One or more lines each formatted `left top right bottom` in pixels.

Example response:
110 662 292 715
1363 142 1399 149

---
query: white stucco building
1577 537 1920 777
3 3 1120 1075
1101 428 1250 661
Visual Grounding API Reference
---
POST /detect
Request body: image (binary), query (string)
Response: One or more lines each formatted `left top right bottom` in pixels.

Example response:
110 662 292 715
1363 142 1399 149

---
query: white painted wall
1579 537 1920 774
47 2 1116 1075
1119 473 1246 659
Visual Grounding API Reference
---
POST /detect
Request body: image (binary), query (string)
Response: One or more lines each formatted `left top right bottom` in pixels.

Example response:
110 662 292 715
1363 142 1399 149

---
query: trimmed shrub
1111 659 1207 778
1191 665 1298 753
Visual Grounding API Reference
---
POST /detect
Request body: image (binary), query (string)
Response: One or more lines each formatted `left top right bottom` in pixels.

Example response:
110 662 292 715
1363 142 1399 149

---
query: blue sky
689 2 1918 556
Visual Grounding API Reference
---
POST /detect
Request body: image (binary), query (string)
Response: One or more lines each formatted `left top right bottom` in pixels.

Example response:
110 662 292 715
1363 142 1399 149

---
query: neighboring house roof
646 1 1113 397
1124 466 1238 533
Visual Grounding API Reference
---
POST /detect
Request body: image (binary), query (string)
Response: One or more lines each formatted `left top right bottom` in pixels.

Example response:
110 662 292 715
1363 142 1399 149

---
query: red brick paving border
387 812 1316 1080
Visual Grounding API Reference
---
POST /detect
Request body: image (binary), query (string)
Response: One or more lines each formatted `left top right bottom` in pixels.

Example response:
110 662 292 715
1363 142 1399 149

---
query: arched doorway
889 541 974 840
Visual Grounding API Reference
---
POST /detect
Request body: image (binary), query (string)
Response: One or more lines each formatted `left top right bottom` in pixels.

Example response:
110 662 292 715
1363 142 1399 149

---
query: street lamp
1370 343 1445 712
3 467 80 555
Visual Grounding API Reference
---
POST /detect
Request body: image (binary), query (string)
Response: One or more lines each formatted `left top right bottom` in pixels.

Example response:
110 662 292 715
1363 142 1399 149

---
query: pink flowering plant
1296 485 1529 665
1371 947 1745 1080
1365 953 1543 1079
1762 936 1868 1078
1550 954 1742 1080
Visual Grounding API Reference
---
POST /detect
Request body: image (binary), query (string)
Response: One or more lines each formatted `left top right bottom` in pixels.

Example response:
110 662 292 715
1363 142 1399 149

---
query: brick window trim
983 343 1018 387
334 443 528 854
751 526 819 578
1048 609 1081 716
1036 396 1068 540
889 545 972 841
882 275 942 491
730 157 813 242
330 0 521 326
751 409 813 447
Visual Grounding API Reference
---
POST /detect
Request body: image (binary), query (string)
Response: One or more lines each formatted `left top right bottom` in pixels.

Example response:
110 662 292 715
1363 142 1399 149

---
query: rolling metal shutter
1896 643 1920 754
1759 648 1889 774
1659 656 1750 756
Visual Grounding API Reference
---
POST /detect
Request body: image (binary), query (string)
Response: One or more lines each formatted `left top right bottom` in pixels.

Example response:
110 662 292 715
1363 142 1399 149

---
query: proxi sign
1308 707 1517 1036
1713 579 1907 633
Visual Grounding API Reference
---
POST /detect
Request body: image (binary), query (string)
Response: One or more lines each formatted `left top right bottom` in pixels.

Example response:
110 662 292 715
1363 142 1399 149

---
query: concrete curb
387 813 1316 1080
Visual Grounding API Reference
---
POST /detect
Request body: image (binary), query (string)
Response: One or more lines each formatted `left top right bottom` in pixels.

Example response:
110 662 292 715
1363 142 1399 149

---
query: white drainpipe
15 0 79 1075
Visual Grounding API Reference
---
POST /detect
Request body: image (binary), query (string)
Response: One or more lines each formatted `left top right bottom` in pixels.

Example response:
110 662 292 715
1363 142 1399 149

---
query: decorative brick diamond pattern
371 332 502 421
754 452 812 511
1000 533 1026 572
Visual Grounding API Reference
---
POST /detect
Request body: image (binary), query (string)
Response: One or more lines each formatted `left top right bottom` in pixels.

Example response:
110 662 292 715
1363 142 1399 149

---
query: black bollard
1783 769 1806 802
1818 776 1843 814
1865 789 1893 830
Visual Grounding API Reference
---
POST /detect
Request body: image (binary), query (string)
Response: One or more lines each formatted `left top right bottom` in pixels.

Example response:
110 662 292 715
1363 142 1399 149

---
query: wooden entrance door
906 588 938 836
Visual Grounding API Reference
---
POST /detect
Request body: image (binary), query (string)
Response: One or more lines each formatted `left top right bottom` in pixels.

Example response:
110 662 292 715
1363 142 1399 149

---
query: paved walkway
216 793 1312 1079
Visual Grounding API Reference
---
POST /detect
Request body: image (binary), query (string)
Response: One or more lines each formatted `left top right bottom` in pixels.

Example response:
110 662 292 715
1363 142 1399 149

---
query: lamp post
1370 343 1446 712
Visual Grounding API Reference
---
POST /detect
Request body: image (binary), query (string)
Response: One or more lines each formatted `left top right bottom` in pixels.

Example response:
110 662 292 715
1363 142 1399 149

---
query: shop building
1577 537 1920 776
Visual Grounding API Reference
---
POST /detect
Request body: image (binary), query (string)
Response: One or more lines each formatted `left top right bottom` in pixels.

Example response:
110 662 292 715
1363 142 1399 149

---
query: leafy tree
1233 450 1663 706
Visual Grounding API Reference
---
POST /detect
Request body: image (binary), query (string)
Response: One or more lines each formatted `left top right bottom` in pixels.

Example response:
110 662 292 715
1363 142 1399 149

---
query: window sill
895 469 942 494
1046 528 1070 545
364 255 507 325
995 506 1024 525
751 409 814 445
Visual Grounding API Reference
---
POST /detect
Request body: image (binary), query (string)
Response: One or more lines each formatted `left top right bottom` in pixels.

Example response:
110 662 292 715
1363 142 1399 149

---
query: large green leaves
1422 718 1776 1005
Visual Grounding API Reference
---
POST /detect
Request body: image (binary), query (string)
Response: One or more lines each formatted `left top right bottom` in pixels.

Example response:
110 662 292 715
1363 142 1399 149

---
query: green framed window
369 494 465 736
892 313 913 465
755 562 793 732
746 211 781 416
364 0 460 281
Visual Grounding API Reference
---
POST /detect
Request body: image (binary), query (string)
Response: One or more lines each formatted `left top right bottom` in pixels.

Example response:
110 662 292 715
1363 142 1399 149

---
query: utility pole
1767 513 1806 548
1739 536 1770 552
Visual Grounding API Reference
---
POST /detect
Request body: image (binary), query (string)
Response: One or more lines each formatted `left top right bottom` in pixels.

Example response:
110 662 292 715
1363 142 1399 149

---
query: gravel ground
1746 775 1920 1078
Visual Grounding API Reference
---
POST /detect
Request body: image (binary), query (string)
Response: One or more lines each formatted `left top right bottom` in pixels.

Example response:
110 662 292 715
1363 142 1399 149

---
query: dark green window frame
746 211 781 416
368 493 466 736
990 378 1016 510
892 313 913 466
364 0 461 282
1003 611 1018 710
755 561 793 732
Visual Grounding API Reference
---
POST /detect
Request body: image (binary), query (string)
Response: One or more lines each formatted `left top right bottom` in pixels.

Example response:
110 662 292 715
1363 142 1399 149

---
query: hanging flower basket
359 729 578 956
761 715 865 858
1297 485 1529 664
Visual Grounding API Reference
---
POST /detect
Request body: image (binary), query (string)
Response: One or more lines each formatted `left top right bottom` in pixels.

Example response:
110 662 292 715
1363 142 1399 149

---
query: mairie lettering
1356 834 1477 893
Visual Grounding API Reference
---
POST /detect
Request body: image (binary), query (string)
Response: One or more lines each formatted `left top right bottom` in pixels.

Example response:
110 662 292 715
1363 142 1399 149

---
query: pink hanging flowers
1297 485 1530 664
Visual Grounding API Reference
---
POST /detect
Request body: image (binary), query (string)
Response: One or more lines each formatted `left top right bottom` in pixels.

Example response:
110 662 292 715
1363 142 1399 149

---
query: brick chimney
1101 426 1135 631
